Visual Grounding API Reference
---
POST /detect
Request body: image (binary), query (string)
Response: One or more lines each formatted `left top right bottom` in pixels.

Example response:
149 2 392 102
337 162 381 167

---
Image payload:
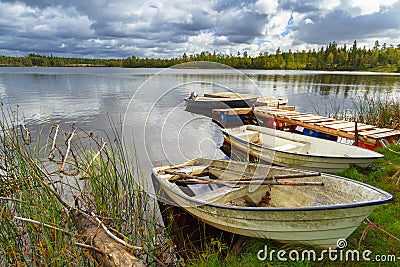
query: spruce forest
1 40 399 72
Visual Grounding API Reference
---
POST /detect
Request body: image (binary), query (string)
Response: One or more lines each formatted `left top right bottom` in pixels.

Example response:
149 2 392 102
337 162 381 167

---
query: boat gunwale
152 164 394 212
221 127 384 160
184 96 258 102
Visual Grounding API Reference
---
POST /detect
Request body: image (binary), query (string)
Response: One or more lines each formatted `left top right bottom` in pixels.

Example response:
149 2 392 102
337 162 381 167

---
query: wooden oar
174 179 324 186
163 170 210 181
164 171 324 186
164 169 321 181
263 172 321 180
208 167 321 180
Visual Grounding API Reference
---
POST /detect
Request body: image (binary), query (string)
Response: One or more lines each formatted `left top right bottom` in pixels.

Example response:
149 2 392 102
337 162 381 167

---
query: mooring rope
358 217 400 250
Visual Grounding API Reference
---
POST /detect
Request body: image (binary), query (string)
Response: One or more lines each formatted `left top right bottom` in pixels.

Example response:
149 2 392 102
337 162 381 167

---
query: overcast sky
0 0 399 59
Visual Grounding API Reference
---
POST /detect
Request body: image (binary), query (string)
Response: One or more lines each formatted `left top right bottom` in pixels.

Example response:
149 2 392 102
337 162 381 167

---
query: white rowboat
184 96 258 109
152 158 393 248
221 125 384 173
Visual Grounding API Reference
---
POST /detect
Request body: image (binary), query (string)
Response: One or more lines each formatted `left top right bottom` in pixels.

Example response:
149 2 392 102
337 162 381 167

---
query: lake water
1 66 399 173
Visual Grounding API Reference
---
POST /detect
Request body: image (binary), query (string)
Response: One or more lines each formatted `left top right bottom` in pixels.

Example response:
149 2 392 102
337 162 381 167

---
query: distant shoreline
0 64 398 74
1 41 399 74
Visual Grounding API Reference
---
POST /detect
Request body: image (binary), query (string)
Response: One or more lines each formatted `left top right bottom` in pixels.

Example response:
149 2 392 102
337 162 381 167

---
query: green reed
0 105 171 266
310 95 400 130
351 95 400 129
0 106 87 265
72 122 172 264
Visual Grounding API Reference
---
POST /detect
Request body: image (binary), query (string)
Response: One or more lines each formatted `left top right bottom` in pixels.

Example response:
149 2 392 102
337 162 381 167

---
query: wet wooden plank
278 116 311 122
279 113 307 117
303 118 335 123
277 105 296 111
315 120 348 126
340 125 376 132
324 122 357 130
250 108 398 146
289 115 314 119
369 130 400 139
212 105 296 116
300 116 328 121
291 115 325 121
212 107 253 115
258 111 302 116
357 128 393 136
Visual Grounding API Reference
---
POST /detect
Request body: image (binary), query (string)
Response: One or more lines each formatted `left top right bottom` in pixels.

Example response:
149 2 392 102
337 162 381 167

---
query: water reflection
0 67 398 171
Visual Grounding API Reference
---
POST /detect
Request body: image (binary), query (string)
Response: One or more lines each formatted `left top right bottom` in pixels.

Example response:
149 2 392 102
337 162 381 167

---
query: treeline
0 54 122 68
1 40 399 72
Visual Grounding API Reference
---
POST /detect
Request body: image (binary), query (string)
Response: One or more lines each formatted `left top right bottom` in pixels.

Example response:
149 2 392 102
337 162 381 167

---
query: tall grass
0 105 171 265
0 106 85 265
315 95 400 130
351 95 400 129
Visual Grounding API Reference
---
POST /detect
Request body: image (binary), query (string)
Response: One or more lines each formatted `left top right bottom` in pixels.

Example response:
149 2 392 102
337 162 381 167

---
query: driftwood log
76 212 146 267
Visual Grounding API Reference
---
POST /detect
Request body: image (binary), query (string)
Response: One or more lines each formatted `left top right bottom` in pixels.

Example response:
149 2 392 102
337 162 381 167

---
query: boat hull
161 186 375 248
185 97 257 109
222 126 383 173
153 158 393 248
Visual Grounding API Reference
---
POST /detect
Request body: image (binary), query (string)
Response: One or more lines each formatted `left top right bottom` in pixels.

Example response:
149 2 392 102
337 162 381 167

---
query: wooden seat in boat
194 185 246 202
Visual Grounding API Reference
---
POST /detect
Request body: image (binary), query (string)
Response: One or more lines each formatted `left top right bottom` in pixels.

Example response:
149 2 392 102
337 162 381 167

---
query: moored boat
255 96 288 106
152 158 393 248
202 92 288 107
184 95 258 109
221 125 384 173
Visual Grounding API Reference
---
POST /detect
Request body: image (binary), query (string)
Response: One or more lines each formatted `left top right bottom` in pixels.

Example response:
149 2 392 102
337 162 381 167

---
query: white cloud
304 18 314 24
215 35 229 44
348 0 399 16
0 2 94 38
252 0 279 14
318 0 341 12
187 32 214 48
155 3 193 24
263 10 292 36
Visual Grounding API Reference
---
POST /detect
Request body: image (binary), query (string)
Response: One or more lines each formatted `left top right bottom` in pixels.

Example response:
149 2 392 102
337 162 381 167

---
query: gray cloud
279 0 320 13
293 2 400 45
216 8 269 43
214 0 255 12
0 0 398 58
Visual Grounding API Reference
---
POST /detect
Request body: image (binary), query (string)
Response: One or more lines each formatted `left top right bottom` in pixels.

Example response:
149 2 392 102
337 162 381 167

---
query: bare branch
61 128 76 172
75 242 106 255
13 216 74 236
48 124 59 160
91 212 143 251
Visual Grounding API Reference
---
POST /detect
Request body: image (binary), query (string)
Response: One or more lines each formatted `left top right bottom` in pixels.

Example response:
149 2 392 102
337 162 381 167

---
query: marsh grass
315 94 400 130
0 107 86 265
351 95 400 129
0 106 172 266
342 145 400 254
